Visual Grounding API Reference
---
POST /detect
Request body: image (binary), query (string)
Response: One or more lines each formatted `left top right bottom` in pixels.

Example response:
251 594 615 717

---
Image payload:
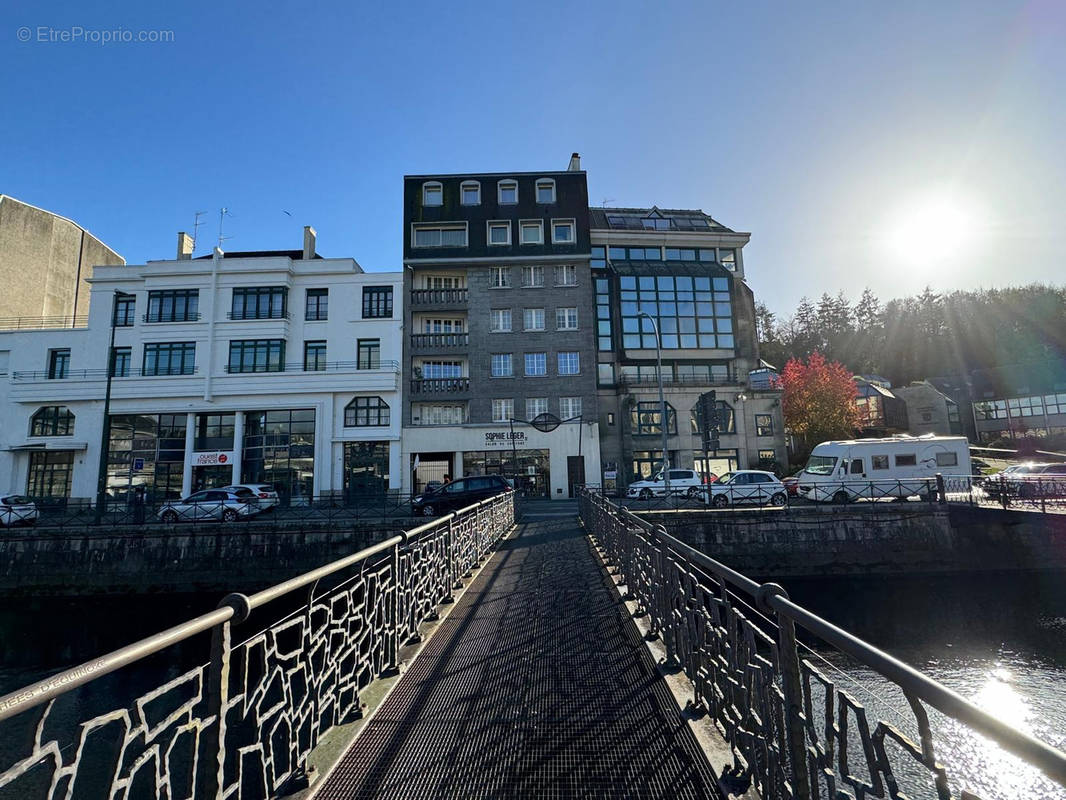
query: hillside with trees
756 284 1066 385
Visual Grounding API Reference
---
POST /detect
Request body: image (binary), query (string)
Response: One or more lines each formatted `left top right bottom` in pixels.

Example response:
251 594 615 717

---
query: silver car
0 495 38 527
158 488 260 523
707 471 788 508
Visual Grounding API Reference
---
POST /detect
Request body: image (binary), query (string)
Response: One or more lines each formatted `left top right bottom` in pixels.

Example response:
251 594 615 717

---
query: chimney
567 152 581 171
177 231 194 260
302 226 317 260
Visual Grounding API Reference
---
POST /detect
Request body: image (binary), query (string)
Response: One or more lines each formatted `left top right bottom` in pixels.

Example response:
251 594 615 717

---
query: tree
781 352 859 456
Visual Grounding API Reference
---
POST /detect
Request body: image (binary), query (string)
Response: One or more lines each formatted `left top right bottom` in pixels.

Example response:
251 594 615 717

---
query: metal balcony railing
410 288 468 305
410 332 469 348
225 310 289 320
142 312 202 323
224 359 401 374
410 377 470 393
618 373 738 389
11 367 199 380
0 315 87 330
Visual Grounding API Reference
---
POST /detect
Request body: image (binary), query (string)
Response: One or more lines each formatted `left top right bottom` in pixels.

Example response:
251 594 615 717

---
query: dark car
412 475 513 516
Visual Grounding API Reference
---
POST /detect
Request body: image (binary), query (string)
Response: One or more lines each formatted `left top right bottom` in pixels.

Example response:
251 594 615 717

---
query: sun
883 191 980 263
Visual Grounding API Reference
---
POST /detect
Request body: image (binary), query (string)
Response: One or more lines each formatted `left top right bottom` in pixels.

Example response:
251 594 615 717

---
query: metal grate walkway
314 511 718 799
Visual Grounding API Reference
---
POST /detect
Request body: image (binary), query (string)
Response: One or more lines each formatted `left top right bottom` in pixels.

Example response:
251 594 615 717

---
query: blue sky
2 0 1063 315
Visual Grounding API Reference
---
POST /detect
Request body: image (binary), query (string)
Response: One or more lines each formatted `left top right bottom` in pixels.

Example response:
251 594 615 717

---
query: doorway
192 465 231 492
566 455 586 498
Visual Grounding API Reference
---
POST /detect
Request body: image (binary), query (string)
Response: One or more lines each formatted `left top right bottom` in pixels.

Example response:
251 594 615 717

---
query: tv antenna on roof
217 207 233 249
191 210 207 253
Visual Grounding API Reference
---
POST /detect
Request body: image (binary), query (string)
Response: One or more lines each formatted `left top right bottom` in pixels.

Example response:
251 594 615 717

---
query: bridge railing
578 488 1066 800
0 491 515 798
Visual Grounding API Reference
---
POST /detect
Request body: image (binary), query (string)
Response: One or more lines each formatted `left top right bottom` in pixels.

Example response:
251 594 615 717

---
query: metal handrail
223 359 400 374
11 367 200 380
0 315 88 330
142 312 202 323
0 492 512 724
225 310 289 320
582 488 1066 792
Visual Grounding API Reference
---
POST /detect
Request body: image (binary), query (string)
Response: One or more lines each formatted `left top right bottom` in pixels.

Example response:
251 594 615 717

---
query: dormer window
535 179 556 204
498 180 518 204
423 182 443 206
460 181 481 205
641 218 673 230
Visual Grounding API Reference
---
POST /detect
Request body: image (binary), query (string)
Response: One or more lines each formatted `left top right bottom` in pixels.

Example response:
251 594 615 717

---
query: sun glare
883 191 981 263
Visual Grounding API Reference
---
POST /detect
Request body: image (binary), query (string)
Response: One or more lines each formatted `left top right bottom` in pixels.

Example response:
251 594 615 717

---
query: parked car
626 469 705 500
412 475 512 516
158 488 261 523
707 471 788 508
1016 463 1066 500
982 463 1050 500
0 495 38 527
223 483 280 510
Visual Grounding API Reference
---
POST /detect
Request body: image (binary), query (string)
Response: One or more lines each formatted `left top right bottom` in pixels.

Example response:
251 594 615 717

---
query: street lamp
638 312 671 500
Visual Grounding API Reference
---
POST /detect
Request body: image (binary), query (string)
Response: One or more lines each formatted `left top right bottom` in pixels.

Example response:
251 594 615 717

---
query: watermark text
17 26 175 44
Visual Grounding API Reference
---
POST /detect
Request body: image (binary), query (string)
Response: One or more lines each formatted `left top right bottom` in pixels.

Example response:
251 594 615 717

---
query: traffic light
699 390 720 451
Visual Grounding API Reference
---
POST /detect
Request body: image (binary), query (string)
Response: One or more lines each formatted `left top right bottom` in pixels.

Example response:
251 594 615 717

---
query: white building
0 229 403 505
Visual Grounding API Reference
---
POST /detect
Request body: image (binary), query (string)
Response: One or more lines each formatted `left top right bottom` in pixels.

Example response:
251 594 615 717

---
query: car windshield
3 496 31 505
804 455 838 476
714 473 735 484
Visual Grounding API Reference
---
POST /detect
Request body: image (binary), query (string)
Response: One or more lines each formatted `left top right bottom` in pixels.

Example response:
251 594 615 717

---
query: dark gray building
399 155 601 498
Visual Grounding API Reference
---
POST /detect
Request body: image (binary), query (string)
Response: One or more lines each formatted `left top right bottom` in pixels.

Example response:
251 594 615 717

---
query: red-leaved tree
781 352 859 454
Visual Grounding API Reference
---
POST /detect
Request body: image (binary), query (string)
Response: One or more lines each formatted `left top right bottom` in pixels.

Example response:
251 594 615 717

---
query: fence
0 492 515 798
579 488 1066 799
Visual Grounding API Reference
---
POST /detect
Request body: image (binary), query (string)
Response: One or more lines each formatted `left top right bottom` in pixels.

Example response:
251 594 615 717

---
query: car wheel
222 509 238 522
712 494 729 508
422 505 436 517
833 490 849 505
161 510 178 523
639 489 652 500
771 492 786 506
686 487 701 499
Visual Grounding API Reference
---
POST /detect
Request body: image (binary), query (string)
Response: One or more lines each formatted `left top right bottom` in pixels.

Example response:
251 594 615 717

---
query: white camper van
796 435 971 503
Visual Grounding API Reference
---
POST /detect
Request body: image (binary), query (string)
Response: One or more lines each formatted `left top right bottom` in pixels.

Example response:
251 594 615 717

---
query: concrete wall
0 195 123 319
639 505 1066 579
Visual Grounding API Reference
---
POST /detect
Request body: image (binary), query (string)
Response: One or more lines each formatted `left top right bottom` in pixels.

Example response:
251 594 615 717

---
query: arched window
535 178 556 204
31 406 75 436
422 181 443 206
690 401 735 435
460 180 480 205
344 397 390 427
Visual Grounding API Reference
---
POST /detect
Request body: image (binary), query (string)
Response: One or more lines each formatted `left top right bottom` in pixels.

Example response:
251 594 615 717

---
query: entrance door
566 456 585 498
193 465 231 492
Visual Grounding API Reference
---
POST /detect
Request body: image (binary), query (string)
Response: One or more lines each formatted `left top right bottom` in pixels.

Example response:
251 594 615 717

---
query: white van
796 435 971 503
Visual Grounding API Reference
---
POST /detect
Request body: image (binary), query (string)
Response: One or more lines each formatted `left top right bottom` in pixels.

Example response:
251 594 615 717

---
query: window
423 181 443 206
490 309 512 332
557 352 580 375
498 180 518 204
525 352 547 376
755 414 774 436
554 265 577 286
523 308 545 331
895 454 917 467
536 179 556 203
110 346 131 377
231 287 287 320
144 342 195 376
1007 396 1044 417
195 413 235 450
520 221 543 245
421 317 464 333
491 353 513 377
304 341 327 371
556 307 578 330
427 275 464 289
632 402 677 435
850 459 864 475
413 404 467 425
618 274 734 350
420 360 462 378
48 348 70 379
460 181 480 205
412 224 467 248
31 406 74 436
719 249 737 270
362 286 393 319
642 217 673 231
872 455 889 470
357 339 381 370
492 398 514 423
560 397 582 419
631 450 666 481
487 221 511 246
146 290 199 323
228 340 285 373
27 451 74 499
598 362 615 385
305 288 328 321
591 246 606 268
345 396 390 427
551 219 575 243
522 265 544 287
113 294 136 327
490 266 511 288
935 452 958 467
526 397 548 418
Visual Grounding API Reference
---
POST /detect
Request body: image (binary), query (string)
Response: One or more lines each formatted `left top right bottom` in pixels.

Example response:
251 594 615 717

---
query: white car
223 483 280 510
626 469 706 500
158 489 261 523
0 495 38 527
707 471 788 508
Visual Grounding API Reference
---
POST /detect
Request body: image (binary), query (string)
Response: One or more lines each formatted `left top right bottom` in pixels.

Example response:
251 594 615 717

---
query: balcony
0 315 87 331
143 313 202 323
224 360 400 374
410 378 470 394
410 289 468 309
410 332 469 352
226 310 289 320
618 373 738 389
11 367 199 381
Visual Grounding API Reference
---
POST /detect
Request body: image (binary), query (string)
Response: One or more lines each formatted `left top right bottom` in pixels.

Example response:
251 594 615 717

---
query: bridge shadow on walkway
314 514 717 799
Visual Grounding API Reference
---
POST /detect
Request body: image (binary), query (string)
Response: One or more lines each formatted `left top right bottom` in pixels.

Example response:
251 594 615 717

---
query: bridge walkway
314 506 718 799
